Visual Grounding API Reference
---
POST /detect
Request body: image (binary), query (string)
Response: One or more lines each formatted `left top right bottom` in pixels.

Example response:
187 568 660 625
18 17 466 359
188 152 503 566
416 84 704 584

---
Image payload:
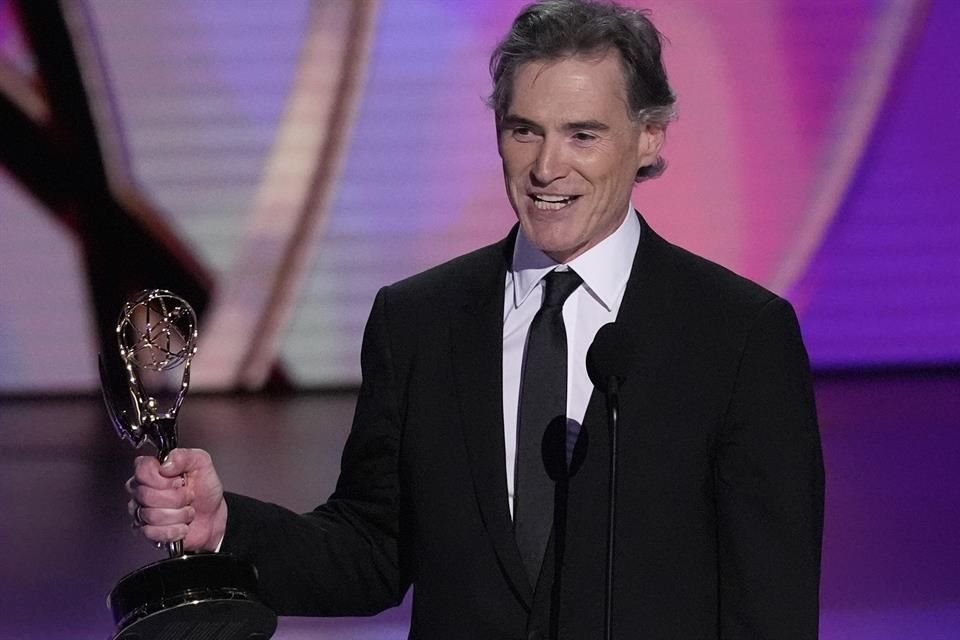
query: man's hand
126 448 227 553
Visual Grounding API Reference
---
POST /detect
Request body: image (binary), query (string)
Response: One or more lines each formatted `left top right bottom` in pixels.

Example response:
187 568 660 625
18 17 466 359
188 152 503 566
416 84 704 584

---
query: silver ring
133 505 146 528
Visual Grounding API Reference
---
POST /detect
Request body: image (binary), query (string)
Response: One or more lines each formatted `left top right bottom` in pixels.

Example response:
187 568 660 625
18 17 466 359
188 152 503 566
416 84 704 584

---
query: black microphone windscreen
586 322 635 391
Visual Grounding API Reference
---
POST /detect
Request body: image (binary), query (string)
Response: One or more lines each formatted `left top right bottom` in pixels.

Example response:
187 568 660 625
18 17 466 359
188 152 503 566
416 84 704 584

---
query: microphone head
586 322 635 391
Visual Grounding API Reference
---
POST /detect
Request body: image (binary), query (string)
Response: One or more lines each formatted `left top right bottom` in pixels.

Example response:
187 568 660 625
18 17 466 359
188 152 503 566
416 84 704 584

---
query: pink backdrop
1 0 953 393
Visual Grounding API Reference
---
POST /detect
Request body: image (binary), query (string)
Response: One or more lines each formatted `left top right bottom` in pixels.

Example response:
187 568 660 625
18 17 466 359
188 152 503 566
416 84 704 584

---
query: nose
531 136 567 185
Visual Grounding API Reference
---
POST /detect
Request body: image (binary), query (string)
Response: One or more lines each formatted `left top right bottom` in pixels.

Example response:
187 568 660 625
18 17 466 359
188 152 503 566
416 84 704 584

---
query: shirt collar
510 204 641 311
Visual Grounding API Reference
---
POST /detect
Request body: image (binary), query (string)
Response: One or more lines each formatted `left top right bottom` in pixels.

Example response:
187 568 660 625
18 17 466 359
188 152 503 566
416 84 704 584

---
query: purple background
0 0 957 392
0 3 958 639
793 1 960 367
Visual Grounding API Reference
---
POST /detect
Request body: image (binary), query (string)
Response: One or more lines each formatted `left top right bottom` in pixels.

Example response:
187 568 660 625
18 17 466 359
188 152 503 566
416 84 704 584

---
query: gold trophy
99 289 276 640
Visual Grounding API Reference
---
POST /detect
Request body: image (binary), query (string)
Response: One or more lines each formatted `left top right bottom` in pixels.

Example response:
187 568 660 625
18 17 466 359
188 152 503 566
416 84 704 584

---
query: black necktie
515 268 582 586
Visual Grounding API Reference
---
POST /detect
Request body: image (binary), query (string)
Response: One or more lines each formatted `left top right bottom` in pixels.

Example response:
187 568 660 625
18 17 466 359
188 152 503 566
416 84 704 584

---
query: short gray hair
489 0 677 181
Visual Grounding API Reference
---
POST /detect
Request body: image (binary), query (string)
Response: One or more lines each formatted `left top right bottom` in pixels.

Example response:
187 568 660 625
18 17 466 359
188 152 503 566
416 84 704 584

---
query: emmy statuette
99 290 276 640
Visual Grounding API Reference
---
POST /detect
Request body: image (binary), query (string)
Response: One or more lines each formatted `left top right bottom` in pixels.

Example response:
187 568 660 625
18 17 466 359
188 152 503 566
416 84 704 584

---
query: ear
636 125 665 168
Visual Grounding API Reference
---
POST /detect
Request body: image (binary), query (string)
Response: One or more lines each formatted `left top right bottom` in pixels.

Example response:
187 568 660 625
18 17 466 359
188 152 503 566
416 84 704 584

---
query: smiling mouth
531 194 581 210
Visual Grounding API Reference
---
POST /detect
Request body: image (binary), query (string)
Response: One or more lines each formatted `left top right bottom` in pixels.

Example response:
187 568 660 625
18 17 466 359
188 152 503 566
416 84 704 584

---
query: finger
132 483 194 510
126 473 179 495
159 448 212 479
133 456 181 490
128 499 145 527
133 506 196 528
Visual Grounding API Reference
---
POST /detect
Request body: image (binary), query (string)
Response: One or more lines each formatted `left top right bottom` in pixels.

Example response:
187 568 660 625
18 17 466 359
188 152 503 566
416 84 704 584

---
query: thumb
158 447 212 478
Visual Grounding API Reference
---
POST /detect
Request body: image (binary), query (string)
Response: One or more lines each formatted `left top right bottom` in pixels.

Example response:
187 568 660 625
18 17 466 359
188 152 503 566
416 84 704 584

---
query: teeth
531 194 577 210
534 198 571 210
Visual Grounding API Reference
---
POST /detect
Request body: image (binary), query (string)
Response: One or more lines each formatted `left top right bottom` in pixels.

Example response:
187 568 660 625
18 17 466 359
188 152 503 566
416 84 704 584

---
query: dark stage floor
1 371 958 639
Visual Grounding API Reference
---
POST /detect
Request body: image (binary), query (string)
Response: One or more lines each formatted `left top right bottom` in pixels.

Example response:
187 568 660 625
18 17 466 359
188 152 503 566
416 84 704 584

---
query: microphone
586 322 635 640
586 322 634 393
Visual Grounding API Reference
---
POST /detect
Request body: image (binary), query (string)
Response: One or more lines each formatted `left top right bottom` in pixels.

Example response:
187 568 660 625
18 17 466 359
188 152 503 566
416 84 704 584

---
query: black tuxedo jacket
223 215 824 639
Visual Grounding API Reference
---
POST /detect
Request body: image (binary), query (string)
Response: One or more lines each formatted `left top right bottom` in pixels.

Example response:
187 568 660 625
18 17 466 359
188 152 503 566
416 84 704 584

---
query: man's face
498 51 663 263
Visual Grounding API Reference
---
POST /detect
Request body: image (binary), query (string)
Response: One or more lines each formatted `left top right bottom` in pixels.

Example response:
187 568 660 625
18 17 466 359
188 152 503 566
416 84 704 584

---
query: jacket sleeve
717 297 825 639
221 286 410 616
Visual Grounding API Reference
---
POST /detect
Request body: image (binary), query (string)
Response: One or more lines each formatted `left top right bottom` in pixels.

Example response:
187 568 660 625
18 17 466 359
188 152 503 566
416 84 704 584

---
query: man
129 1 824 638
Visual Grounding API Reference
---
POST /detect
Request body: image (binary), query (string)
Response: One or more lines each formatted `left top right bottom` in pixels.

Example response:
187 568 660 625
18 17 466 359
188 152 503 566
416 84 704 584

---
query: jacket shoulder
656 236 782 317
382 236 510 304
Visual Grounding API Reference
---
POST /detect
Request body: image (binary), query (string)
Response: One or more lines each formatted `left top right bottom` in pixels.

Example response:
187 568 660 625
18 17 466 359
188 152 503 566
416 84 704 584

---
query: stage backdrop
0 0 956 393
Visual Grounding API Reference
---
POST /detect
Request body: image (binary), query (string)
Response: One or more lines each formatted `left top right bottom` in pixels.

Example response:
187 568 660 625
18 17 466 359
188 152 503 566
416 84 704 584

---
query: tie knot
542 269 582 308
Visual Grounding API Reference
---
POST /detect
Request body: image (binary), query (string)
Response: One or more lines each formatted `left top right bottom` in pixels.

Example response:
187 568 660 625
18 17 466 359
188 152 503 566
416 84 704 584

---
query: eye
511 126 537 141
572 131 597 144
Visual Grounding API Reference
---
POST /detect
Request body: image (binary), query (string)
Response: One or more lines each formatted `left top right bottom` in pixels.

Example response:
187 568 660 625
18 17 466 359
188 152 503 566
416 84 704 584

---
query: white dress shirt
502 207 641 516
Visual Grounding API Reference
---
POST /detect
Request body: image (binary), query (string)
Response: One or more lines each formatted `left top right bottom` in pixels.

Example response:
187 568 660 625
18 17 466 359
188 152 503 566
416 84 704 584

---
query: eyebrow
500 114 610 133
565 119 610 132
499 115 540 131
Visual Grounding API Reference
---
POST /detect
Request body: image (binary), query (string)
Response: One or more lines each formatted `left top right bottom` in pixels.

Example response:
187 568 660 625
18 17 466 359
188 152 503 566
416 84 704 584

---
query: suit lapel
614 213 684 382
538 214 689 625
451 216 687 614
449 228 534 608
576 214 687 493
574 213 686 469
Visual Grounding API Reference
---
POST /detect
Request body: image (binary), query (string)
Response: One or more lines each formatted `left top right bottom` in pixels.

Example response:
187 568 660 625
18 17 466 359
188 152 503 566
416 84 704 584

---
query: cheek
501 158 522 184
502 143 538 177
599 153 639 189
579 151 621 184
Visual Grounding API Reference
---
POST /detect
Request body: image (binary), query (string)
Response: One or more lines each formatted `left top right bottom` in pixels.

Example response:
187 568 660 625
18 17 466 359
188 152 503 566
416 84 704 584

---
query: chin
528 233 584 262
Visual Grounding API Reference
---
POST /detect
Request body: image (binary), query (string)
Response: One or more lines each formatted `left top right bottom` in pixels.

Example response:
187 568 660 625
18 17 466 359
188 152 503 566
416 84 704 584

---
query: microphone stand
604 375 619 640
